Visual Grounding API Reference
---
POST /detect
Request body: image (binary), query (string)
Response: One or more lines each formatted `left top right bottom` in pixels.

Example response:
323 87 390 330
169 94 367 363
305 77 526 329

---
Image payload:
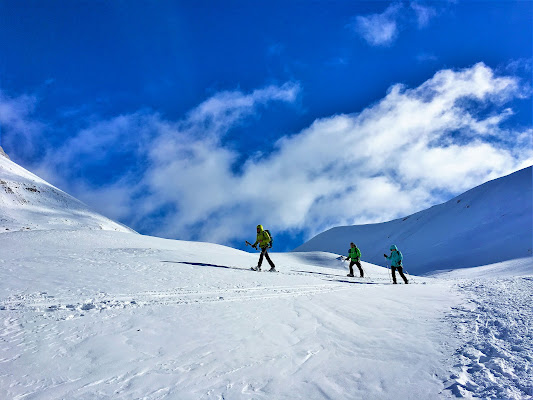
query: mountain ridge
294 166 533 275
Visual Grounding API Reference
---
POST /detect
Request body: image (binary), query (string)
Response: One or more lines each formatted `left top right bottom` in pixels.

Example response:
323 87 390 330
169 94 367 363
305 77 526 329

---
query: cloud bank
3 64 532 248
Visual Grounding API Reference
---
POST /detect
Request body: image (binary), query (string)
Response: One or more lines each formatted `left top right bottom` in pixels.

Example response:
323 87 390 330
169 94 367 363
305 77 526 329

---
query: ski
249 267 277 272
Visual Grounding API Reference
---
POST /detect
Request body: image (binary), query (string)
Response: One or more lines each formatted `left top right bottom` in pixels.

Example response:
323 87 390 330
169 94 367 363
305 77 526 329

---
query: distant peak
0 146 10 160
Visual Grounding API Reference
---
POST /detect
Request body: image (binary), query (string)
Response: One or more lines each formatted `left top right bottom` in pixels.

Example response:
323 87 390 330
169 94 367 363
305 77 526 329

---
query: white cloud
353 3 402 46
351 2 441 46
185 83 299 139
0 91 45 160
410 2 437 27
3 64 532 248
505 58 532 75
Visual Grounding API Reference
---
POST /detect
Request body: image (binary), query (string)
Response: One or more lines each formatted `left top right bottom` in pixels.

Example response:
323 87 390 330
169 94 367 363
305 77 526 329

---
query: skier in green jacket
346 242 364 277
251 225 276 272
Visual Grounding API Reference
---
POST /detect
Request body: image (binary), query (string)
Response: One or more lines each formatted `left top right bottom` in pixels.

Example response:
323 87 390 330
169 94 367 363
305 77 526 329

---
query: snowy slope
1 230 531 399
430 256 533 279
295 166 533 275
0 155 531 399
0 230 455 399
0 154 135 234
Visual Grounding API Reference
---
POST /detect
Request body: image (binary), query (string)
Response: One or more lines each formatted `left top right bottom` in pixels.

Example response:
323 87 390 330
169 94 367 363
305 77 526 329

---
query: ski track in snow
444 277 533 399
0 283 350 318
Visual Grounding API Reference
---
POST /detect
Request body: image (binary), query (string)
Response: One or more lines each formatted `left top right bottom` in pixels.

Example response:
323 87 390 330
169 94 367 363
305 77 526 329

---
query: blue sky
0 1 531 251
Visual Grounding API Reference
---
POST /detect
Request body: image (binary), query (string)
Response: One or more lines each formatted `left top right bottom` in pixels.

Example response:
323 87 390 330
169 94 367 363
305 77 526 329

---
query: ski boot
251 266 261 271
347 273 354 277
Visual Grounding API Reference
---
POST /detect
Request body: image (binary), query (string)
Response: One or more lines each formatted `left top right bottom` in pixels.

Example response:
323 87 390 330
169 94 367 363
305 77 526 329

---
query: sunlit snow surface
1 155 532 398
1 230 531 399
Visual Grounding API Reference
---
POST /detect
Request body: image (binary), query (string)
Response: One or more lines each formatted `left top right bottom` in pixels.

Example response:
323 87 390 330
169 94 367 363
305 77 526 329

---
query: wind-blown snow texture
1 230 532 399
435 262 533 399
0 157 532 399
294 166 533 275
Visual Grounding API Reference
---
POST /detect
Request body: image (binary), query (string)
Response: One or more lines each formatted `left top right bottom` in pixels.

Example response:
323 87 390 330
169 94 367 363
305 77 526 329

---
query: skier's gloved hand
252 245 257 250
383 254 387 258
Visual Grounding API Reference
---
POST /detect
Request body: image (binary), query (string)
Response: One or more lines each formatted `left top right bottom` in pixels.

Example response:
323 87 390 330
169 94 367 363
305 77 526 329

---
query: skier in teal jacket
384 245 408 284
346 242 364 277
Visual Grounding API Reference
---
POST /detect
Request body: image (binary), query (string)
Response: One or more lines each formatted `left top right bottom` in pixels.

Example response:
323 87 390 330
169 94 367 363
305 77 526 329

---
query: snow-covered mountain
0 149 135 234
294 166 533 275
1 154 531 399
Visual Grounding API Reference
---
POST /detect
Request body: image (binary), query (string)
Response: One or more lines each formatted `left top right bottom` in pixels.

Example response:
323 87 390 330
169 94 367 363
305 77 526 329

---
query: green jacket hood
257 225 264 232
390 245 398 251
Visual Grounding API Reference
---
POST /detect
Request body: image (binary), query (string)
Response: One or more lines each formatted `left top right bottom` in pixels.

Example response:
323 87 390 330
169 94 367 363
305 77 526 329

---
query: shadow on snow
162 262 391 285
162 261 246 271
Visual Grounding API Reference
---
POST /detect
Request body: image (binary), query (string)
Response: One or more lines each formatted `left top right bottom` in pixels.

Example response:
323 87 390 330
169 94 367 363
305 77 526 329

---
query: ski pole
363 265 371 280
386 260 392 283
245 241 258 250
404 268 414 284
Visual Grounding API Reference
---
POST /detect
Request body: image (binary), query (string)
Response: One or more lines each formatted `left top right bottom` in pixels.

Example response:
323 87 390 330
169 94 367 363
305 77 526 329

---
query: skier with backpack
249 225 276 272
384 245 408 284
345 242 364 277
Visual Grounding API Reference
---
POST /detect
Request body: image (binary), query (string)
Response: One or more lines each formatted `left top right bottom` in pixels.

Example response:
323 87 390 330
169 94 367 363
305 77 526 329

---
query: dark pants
258 247 275 269
349 260 364 277
392 266 408 284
